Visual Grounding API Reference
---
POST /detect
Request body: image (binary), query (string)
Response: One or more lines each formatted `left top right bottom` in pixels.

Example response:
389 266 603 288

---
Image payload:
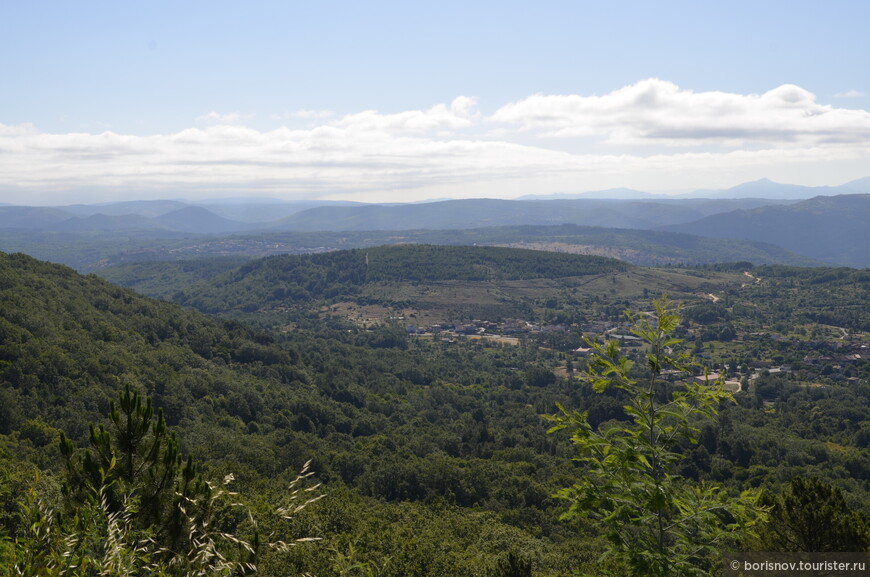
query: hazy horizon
2 175 870 209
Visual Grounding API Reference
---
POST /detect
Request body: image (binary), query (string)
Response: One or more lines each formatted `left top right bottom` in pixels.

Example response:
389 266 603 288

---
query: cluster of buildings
404 318 571 337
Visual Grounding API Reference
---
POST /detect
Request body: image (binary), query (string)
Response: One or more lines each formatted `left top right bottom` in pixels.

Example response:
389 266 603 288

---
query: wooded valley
1 246 868 575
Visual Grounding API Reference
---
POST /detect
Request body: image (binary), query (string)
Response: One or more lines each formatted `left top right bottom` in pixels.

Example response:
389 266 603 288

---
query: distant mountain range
672 177 870 200
516 176 870 200
0 200 352 233
1 177 869 268
2 177 868 234
0 194 801 234
261 197 801 232
661 194 870 268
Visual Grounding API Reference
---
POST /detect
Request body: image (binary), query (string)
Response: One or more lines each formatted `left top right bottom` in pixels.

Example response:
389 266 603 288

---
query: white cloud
196 111 247 125
492 79 870 147
335 96 479 134
0 122 39 137
1 83 869 204
834 89 865 99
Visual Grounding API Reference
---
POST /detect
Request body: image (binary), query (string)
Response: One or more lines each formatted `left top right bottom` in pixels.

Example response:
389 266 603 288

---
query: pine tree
754 476 870 552
60 384 210 558
6 386 322 576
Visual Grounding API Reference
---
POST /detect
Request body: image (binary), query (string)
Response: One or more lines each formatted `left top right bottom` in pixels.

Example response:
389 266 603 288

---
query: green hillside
361 244 629 281
104 245 629 315
0 252 301 439
99 246 870 338
2 250 869 574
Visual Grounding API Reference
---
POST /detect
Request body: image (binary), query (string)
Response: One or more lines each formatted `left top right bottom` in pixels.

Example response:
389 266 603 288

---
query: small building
694 373 722 385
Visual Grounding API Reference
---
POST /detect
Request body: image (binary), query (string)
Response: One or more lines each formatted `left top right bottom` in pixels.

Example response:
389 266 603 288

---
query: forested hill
246 245 627 282
0 251 301 439
157 245 629 313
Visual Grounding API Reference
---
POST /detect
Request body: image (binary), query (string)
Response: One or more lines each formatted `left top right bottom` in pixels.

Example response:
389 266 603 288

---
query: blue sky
2 0 870 204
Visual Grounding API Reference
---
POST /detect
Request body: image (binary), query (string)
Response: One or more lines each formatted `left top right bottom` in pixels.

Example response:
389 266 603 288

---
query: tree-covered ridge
164 245 628 313
364 244 629 281
95 256 249 297
102 249 870 338
0 252 301 440
239 244 628 285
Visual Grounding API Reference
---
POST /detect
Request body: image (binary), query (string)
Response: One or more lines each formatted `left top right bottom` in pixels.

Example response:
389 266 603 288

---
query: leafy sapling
550 297 761 576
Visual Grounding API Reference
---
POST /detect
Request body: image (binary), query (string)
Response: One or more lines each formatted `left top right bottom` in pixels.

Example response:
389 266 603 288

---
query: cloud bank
2 80 869 204
492 79 870 146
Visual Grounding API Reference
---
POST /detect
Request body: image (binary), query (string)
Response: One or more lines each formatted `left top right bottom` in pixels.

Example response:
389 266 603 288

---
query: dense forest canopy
1 247 868 574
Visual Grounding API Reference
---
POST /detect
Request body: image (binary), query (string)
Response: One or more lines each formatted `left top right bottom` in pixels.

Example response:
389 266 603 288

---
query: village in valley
333 291 870 396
